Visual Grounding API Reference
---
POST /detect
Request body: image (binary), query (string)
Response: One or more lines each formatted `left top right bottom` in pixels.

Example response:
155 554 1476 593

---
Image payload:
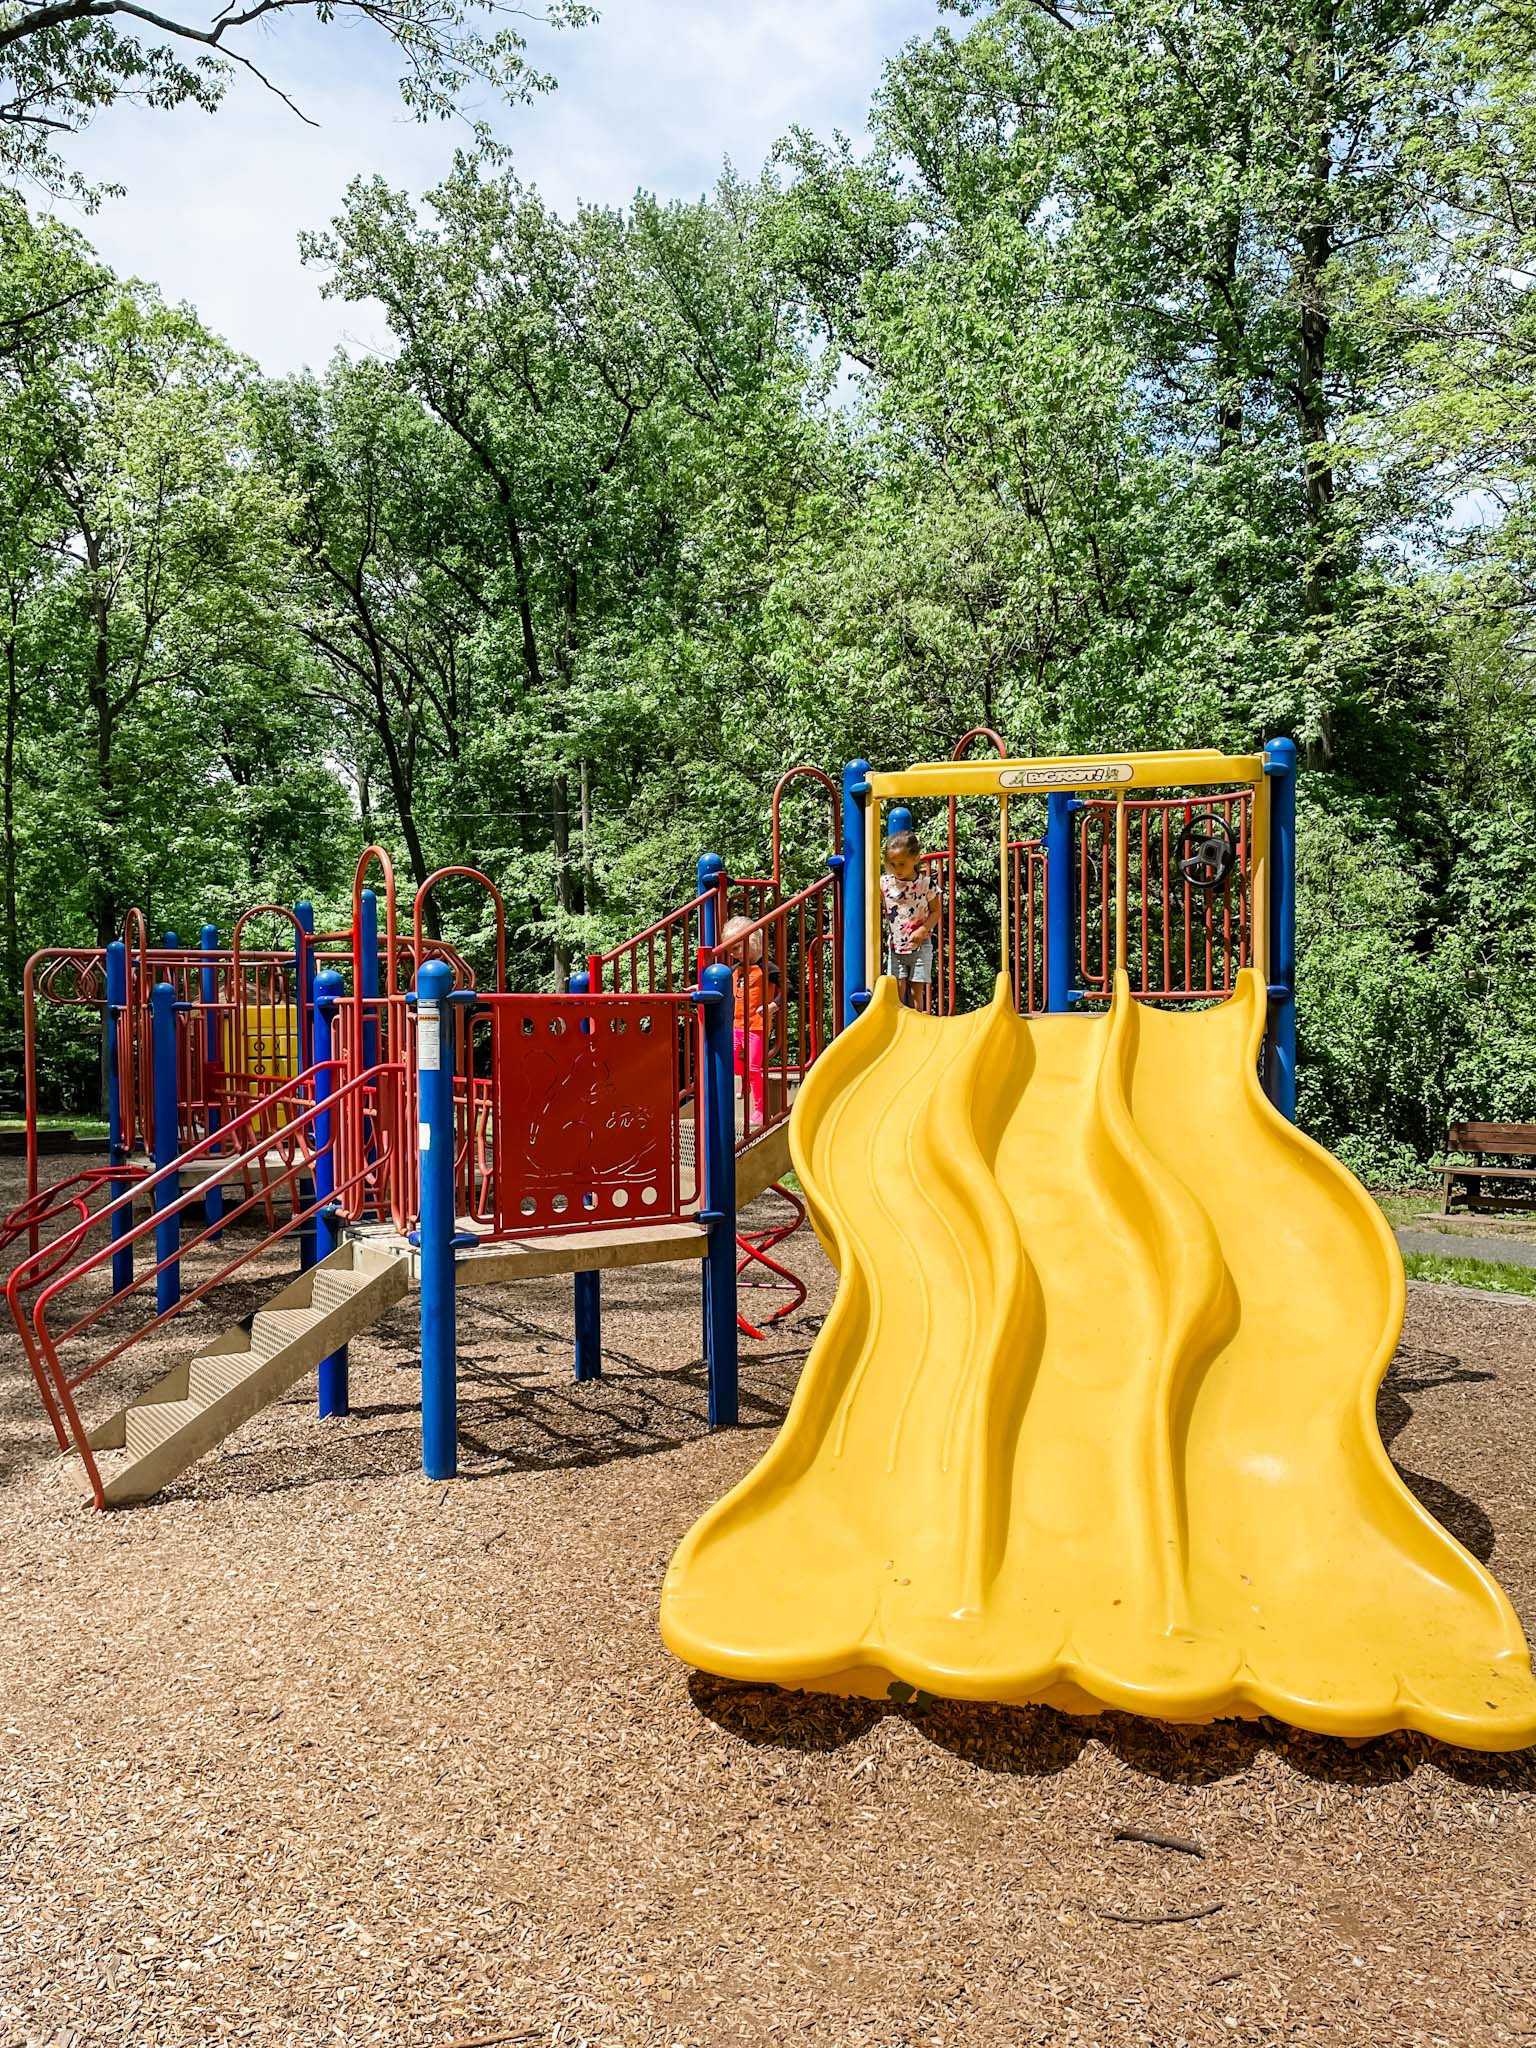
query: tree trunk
1295 0 1338 768
552 773 572 989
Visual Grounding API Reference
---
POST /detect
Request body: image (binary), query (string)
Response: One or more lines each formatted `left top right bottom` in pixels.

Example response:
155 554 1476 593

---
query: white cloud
56 1 940 374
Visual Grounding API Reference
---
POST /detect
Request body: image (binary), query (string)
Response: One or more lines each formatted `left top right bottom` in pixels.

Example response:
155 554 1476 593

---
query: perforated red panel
491 996 691 1235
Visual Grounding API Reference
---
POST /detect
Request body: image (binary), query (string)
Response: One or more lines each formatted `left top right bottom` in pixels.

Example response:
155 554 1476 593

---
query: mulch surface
2 1156 1534 2046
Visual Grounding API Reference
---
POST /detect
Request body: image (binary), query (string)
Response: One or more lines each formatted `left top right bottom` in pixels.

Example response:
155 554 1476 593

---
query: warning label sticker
999 762 1135 789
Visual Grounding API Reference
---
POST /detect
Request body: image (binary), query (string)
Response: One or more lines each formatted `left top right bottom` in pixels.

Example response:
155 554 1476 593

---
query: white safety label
418 1008 440 1071
1000 762 1135 789
418 1121 431 1152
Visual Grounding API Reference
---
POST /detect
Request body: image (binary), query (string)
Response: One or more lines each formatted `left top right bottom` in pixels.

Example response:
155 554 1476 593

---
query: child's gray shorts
890 939 934 984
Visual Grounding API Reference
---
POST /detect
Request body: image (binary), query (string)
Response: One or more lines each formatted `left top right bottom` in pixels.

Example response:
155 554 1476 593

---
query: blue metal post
200 923 223 1237
887 804 914 838
1263 737 1298 1120
697 852 723 949
294 901 317 1267
841 759 870 1026
566 968 602 1382
417 959 458 1479
697 960 739 1427
312 969 348 1416
1044 792 1076 1013
150 981 181 1313
105 941 133 1296
162 929 178 949
359 887 380 1076
294 900 316 1070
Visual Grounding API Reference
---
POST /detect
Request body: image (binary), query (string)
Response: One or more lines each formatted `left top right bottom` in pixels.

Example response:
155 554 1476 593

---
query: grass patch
1401 1250 1536 1297
1373 1188 1443 1229
0 1113 108 1135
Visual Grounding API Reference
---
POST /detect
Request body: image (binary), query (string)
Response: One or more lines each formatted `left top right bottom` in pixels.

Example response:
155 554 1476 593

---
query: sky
59 1 942 374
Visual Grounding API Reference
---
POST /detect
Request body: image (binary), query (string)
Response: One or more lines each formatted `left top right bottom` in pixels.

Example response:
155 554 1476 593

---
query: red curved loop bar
769 765 842 892
352 845 400 996
413 866 508 993
951 727 1009 761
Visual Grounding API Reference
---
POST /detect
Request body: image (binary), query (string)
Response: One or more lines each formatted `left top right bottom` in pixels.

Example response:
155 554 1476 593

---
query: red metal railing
704 870 841 1153
5 1057 409 1508
1010 839 1049 1015
1078 792 1252 1002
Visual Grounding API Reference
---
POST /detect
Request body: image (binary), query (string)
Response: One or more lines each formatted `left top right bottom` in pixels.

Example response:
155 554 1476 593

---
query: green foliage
2 0 1536 1156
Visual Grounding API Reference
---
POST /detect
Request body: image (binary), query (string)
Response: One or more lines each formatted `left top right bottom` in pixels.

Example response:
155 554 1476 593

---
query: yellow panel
661 972 1536 1749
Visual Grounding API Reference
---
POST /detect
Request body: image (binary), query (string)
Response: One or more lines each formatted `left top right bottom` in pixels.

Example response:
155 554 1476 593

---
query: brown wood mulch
1 1155 1533 2046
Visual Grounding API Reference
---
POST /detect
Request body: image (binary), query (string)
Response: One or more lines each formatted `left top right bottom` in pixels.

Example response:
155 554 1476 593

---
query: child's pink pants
733 1026 765 1117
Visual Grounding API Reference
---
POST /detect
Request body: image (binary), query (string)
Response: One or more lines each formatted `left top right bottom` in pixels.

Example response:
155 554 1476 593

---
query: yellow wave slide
661 970 1536 1748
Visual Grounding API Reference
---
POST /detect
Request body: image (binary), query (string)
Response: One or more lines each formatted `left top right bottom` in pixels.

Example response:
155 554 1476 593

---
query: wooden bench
1438 1123 1536 1213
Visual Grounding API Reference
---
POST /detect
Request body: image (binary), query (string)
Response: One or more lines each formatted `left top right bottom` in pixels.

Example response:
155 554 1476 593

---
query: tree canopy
3 0 1535 1175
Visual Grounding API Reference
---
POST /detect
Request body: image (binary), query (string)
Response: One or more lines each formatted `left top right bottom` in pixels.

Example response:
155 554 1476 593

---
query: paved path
1395 1228 1536 1269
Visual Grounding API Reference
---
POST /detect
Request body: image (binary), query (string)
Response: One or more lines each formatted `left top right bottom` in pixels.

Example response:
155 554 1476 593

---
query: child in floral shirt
880 830 942 1011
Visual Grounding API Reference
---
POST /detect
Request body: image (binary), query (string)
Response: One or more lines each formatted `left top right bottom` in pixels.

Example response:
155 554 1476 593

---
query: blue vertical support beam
294 900 316 1071
417 960 458 1478
105 941 133 1297
696 852 723 950
312 969 348 1416
574 1269 602 1383
200 923 223 1238
359 887 380 1076
566 968 602 1382
1263 736 1298 1120
150 981 181 1314
697 960 739 1427
1044 791 1076 1013
841 759 871 1027
692 861 722 1365
294 900 317 1268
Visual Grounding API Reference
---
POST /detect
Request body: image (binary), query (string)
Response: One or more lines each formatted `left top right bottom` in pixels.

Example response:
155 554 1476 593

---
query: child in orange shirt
720 914 778 1118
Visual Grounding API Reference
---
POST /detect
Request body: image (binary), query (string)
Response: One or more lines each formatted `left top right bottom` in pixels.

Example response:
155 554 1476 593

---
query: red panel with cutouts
490 995 695 1235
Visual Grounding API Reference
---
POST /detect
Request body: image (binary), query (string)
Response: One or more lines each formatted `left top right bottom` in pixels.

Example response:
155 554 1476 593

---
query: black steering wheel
1175 813 1237 892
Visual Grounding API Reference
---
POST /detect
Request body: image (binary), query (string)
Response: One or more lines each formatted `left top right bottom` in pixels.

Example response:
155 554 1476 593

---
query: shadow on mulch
149 1333 805 1506
1378 1342 1498 1563
689 1673 1536 1791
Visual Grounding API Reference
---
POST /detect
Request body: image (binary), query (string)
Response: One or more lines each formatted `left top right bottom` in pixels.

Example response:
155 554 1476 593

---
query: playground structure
11 732 1532 1744
662 743 1536 1752
3 742 1278 1519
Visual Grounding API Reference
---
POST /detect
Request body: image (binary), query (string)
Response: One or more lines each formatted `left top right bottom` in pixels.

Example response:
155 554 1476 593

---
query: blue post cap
1263 736 1298 775
699 960 734 1002
314 966 345 1004
416 958 453 1001
200 923 218 945
105 940 127 1008
697 851 724 890
294 899 315 930
886 806 914 838
568 970 590 995
163 931 179 949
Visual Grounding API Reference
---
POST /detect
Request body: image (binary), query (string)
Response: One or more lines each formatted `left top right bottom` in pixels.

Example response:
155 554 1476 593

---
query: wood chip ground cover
1 1159 1533 2046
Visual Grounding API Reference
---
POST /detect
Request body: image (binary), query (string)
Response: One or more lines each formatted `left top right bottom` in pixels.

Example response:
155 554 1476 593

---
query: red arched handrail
951 727 1008 760
352 845 399 997
769 765 842 892
413 866 507 992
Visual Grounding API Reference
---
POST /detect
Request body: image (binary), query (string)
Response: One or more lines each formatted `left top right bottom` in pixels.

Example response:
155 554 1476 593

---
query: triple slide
662 970 1536 1749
